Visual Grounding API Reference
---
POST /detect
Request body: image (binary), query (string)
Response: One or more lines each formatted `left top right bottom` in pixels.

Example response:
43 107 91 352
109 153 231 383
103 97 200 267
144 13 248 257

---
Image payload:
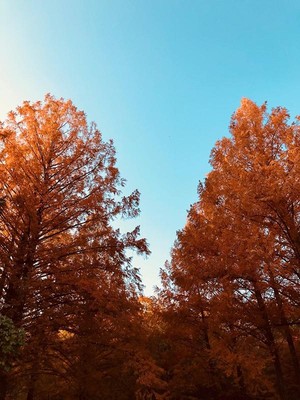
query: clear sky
1 0 300 295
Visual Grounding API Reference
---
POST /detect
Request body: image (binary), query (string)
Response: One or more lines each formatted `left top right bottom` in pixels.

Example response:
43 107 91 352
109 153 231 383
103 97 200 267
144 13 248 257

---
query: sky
1 0 300 295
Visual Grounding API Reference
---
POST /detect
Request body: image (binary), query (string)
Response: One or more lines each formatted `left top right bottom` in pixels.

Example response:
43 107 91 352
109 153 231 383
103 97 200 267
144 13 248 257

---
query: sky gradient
1 0 300 294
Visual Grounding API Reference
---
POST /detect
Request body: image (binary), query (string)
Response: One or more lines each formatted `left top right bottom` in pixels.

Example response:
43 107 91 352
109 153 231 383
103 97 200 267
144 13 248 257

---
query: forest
0 95 299 400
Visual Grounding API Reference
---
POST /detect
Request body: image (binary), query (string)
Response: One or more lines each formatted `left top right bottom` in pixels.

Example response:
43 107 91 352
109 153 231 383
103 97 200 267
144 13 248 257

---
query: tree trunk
254 285 286 400
268 269 300 383
0 372 8 400
26 368 38 400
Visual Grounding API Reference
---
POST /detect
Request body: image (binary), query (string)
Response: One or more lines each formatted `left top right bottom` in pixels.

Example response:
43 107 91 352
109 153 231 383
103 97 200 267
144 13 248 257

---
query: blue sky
1 0 300 294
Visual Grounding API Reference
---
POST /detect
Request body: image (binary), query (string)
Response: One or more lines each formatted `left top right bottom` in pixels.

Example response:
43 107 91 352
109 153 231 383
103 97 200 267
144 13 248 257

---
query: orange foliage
159 99 300 400
0 95 149 400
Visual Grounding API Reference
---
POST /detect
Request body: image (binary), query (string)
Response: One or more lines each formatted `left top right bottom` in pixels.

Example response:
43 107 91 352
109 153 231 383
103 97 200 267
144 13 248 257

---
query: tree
0 95 149 399
159 99 300 400
206 99 300 390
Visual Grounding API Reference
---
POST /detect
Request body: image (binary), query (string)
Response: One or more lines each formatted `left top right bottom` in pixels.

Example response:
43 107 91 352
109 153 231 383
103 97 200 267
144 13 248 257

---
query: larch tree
159 99 300 400
0 95 149 400
206 99 300 389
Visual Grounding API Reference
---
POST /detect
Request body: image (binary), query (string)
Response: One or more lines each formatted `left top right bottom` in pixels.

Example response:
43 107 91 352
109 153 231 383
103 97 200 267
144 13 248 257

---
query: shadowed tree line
0 96 299 399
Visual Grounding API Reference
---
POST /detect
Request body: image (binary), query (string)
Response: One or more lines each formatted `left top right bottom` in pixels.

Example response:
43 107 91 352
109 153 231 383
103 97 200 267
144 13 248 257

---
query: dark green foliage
0 315 24 371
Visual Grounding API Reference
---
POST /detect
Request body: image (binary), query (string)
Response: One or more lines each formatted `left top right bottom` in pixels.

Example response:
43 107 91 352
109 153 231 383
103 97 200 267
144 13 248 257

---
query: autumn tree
0 95 149 399
206 99 300 392
159 99 300 400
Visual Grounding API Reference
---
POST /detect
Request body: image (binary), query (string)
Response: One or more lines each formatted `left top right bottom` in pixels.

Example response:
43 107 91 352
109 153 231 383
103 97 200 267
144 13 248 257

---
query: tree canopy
0 96 299 400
